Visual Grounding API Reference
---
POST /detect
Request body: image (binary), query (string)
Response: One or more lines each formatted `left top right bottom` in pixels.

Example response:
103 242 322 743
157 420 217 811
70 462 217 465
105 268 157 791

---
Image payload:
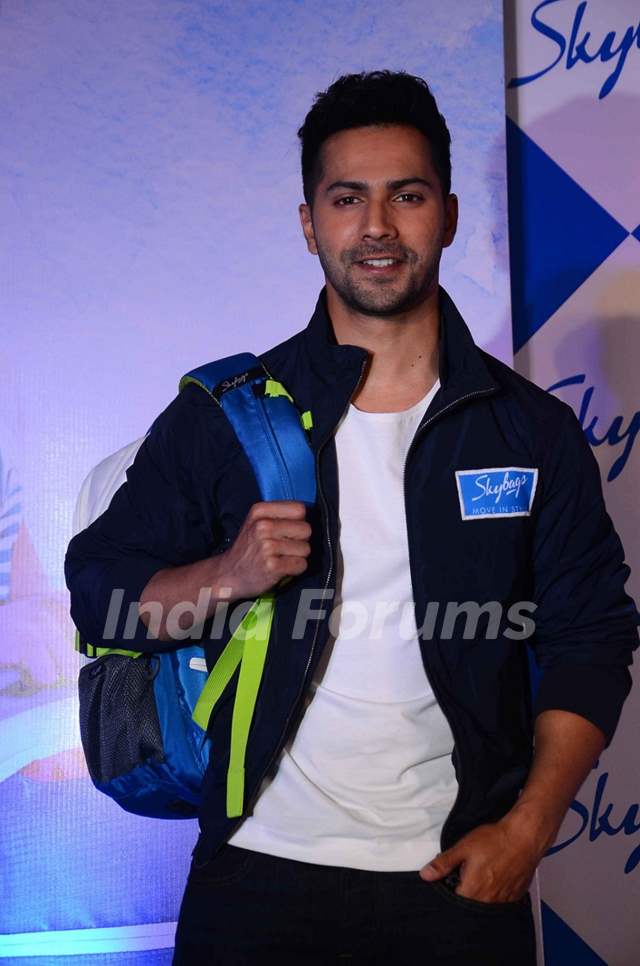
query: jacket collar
302 285 499 398
296 286 500 452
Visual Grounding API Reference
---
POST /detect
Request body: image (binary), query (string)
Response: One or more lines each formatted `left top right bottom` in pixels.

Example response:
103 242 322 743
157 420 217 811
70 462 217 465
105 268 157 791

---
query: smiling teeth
363 258 396 267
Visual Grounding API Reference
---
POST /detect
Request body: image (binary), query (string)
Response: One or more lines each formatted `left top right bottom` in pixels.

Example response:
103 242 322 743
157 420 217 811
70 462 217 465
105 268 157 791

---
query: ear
299 203 318 255
443 194 459 249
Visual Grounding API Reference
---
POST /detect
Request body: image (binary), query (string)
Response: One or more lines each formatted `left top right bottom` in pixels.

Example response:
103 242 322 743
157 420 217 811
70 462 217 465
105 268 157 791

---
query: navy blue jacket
65 288 638 866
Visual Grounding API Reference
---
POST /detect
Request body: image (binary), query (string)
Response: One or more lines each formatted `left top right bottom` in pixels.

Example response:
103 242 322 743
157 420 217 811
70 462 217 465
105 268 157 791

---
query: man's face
299 124 458 317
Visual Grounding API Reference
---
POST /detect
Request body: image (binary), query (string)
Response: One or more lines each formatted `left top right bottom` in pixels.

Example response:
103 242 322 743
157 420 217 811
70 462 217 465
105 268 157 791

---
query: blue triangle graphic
541 901 607 965
633 225 640 242
506 119 629 354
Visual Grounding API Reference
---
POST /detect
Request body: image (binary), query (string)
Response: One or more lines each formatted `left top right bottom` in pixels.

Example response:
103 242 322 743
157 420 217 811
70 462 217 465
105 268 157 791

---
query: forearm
420 709 607 898
139 553 236 642
502 708 606 854
139 500 311 642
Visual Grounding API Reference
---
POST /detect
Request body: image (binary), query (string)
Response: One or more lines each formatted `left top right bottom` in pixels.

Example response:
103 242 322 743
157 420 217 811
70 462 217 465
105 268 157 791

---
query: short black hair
297 70 452 206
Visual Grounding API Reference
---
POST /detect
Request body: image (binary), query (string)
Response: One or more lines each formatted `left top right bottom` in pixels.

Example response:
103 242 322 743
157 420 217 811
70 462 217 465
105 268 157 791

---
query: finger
266 520 312 541
252 517 311 545
419 848 461 881
248 500 307 521
453 868 483 899
262 538 311 559
276 555 309 576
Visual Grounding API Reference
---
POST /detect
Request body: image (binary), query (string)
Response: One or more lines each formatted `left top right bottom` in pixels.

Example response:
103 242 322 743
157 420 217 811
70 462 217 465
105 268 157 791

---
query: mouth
354 256 405 275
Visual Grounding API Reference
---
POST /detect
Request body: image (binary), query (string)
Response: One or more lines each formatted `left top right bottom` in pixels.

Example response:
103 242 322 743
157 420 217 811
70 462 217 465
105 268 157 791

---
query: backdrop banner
0 1 510 961
505 2 640 963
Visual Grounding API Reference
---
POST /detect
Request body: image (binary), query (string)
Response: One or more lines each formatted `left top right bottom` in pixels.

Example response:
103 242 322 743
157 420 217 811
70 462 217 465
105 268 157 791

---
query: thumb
419 847 461 881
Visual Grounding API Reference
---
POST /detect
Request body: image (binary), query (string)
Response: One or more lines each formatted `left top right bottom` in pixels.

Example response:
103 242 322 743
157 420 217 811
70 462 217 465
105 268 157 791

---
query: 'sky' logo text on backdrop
547 374 639 482
509 0 640 99
548 769 640 875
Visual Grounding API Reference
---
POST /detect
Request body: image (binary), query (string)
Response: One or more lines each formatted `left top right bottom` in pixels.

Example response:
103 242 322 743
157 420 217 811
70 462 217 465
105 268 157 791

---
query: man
65 71 638 964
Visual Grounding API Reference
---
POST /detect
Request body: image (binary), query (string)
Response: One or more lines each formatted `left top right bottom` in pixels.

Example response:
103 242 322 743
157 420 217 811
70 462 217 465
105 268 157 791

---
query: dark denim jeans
173 844 537 965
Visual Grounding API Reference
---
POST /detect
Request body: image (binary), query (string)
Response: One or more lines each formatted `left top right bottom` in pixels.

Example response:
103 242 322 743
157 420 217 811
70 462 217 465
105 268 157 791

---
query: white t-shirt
228 378 458 871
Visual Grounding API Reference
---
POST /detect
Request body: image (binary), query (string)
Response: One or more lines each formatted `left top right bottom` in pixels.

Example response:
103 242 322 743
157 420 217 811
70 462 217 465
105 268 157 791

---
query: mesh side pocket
79 654 164 784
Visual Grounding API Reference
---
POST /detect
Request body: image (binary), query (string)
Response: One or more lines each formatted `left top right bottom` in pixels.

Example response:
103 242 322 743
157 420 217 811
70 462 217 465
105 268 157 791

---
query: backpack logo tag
455 467 538 520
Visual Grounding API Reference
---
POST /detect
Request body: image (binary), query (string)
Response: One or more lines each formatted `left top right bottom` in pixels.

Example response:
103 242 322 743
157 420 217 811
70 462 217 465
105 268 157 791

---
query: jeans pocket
188 845 254 886
432 879 531 915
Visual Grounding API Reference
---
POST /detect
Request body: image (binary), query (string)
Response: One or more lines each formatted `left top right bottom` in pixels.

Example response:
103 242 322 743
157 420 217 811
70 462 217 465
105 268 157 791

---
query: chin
346 287 425 317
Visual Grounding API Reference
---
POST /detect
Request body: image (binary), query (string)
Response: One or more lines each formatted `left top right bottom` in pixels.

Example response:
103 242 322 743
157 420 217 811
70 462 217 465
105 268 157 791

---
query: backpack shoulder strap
180 353 316 506
179 352 316 817
179 352 263 398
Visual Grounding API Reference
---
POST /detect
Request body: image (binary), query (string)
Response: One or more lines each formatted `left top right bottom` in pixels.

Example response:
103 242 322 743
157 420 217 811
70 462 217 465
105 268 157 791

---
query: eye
334 196 361 206
395 192 422 203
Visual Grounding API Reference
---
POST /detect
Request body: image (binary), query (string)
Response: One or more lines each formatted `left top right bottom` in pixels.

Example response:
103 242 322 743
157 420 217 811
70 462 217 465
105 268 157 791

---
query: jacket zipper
221 381 494 849
402 386 497 851
222 360 369 839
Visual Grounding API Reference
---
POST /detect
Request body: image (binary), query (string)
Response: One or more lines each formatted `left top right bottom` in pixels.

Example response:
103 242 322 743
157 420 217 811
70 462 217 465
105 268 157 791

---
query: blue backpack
76 353 316 820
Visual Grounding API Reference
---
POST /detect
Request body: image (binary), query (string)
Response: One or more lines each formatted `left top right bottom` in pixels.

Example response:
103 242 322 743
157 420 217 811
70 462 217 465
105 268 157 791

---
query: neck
326 283 440 413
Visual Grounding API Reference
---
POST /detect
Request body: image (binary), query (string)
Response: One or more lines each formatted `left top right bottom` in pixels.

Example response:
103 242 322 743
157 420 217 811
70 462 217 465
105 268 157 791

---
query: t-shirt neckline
349 378 440 421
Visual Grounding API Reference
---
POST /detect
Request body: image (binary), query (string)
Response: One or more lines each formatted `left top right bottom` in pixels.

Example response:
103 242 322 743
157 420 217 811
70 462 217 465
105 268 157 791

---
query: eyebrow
325 177 432 194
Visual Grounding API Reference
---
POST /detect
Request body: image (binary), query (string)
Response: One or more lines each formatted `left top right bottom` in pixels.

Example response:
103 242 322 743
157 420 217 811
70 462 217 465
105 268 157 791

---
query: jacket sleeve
530 403 639 747
64 387 226 651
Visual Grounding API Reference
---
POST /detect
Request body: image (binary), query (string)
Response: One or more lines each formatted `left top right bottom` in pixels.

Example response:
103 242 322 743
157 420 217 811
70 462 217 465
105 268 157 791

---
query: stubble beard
316 240 443 318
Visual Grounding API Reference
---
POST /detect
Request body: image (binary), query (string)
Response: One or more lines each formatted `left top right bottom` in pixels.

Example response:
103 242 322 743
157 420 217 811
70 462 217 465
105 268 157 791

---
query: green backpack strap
192 595 275 817
75 630 141 660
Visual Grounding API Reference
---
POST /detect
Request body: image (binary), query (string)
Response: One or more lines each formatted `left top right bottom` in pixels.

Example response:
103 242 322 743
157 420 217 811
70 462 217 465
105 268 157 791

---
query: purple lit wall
0 1 510 959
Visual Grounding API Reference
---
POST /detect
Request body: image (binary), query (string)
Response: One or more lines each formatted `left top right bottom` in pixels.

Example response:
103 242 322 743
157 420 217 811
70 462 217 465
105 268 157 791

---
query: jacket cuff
69 555 170 651
533 663 632 748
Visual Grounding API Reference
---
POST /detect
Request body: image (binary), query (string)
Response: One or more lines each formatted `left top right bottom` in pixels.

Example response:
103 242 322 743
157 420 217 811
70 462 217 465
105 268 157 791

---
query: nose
360 198 398 242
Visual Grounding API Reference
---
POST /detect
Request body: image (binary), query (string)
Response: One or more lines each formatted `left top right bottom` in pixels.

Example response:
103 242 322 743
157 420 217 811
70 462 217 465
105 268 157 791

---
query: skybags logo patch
455 468 538 521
